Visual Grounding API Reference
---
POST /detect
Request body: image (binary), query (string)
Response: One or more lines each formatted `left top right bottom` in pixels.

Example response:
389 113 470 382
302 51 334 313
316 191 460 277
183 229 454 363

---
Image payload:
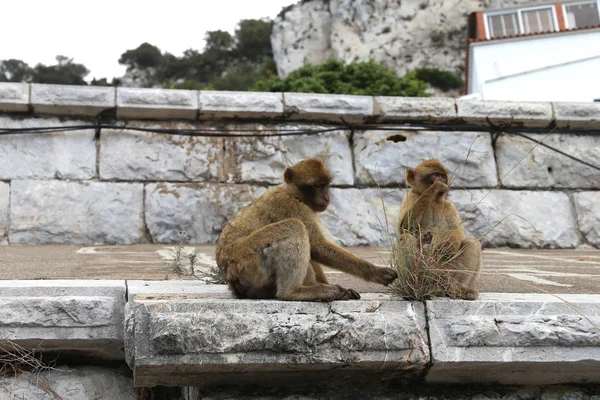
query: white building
466 1 600 102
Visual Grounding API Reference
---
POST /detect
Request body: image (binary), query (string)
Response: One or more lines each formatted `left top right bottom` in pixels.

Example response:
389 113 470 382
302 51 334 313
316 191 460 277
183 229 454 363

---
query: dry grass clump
389 232 474 301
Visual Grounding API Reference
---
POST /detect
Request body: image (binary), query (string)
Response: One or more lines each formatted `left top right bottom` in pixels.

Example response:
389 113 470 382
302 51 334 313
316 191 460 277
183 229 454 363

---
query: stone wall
0 83 598 248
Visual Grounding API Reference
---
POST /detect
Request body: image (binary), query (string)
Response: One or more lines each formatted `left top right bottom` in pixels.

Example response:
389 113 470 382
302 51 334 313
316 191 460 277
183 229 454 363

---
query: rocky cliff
271 0 538 78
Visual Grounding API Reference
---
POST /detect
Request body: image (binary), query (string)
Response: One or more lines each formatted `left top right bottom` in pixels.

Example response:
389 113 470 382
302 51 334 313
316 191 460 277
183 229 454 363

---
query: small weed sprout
164 231 191 276
206 265 227 285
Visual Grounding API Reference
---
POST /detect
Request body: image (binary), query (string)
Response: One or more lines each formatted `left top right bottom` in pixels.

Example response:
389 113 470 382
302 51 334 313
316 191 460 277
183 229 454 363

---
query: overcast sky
0 0 292 81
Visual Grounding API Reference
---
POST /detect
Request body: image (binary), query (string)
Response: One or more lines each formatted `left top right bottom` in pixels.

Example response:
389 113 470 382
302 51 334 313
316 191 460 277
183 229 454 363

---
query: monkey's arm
306 222 397 285
440 201 466 252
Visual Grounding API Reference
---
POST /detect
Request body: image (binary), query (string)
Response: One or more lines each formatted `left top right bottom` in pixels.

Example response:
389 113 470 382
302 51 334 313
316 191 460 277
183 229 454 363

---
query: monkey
397 159 482 300
216 158 398 301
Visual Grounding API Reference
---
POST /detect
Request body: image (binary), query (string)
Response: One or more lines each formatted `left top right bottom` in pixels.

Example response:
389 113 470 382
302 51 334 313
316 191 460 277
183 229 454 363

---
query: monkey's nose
323 194 330 202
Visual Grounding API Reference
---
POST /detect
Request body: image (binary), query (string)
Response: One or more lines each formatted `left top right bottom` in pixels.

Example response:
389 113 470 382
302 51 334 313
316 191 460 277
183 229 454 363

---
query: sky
0 0 292 82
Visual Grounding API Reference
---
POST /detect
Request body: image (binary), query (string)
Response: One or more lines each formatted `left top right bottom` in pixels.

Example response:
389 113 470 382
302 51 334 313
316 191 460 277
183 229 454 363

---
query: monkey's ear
406 169 415 186
284 168 294 184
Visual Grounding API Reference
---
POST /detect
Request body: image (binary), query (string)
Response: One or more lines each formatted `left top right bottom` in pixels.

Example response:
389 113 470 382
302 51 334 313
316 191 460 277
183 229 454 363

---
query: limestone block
0 367 134 399
574 192 600 246
127 282 229 303
426 293 600 385
199 91 284 119
126 295 429 387
31 83 115 117
554 102 600 130
283 92 373 123
100 122 221 181
354 130 497 188
496 133 600 189
322 188 406 247
9 180 144 245
0 116 96 180
450 190 580 248
145 183 266 244
0 183 8 245
0 82 29 112
117 87 198 119
457 100 553 128
0 280 126 360
374 97 457 123
225 128 353 185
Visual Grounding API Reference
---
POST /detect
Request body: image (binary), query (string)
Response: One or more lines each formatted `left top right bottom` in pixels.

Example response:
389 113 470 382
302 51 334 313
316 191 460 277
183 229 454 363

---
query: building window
564 1 600 28
521 8 555 33
488 12 519 37
485 6 557 39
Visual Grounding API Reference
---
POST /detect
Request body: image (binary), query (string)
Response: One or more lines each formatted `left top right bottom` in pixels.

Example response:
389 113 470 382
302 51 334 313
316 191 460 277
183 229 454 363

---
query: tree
253 59 430 97
413 67 464 92
118 43 164 70
0 59 33 82
31 55 89 85
234 19 273 63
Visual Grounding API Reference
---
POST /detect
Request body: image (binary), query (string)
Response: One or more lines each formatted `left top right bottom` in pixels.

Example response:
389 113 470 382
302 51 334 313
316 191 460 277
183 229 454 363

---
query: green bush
253 59 430 97
413 67 464 92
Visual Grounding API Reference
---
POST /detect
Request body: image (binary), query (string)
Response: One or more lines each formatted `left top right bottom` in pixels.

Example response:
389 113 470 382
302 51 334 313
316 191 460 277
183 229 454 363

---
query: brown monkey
216 158 398 301
397 159 481 300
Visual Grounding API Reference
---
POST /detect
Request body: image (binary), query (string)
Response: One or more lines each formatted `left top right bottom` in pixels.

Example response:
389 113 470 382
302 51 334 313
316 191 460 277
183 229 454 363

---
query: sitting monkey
397 159 481 300
216 158 398 301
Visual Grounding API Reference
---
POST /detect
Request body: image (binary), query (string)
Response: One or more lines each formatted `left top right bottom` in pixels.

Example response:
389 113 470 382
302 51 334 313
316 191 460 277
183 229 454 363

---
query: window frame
484 5 560 39
562 0 600 29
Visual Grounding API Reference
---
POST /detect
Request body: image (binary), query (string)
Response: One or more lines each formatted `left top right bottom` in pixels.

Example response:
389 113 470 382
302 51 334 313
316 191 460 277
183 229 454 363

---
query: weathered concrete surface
283 92 373 123
126 295 428 388
574 192 600 247
374 97 457 123
0 182 8 245
30 84 115 117
225 129 353 185
0 367 134 400
554 102 600 130
2 245 600 294
0 82 29 112
426 293 600 385
127 281 229 303
9 180 144 244
0 117 96 180
496 133 600 189
145 183 266 243
322 188 405 246
0 280 125 360
456 100 553 128
100 123 221 181
199 91 284 119
450 190 581 248
353 130 497 187
117 87 198 120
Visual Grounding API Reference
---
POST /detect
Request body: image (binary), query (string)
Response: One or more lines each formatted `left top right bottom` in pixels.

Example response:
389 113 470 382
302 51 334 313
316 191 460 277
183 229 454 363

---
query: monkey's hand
369 266 398 286
431 180 448 198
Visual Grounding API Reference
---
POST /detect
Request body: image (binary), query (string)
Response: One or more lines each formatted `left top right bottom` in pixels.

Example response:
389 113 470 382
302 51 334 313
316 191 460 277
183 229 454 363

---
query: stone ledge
30 84 115 117
0 280 126 360
426 293 600 385
283 92 373 123
116 87 198 120
456 99 553 128
199 90 284 119
0 83 29 112
125 293 429 388
374 97 457 123
1 83 599 130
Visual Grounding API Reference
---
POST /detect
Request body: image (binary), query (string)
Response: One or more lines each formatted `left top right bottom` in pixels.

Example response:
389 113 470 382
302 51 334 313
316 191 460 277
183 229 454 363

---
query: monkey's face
300 183 331 212
427 171 448 185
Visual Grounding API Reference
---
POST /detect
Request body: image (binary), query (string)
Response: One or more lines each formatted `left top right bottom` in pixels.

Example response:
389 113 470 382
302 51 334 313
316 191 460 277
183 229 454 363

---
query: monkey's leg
240 219 345 301
310 261 329 284
450 237 482 300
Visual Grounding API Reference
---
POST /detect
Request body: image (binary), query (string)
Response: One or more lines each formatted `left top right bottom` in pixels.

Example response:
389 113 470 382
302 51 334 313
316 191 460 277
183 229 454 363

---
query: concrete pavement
1 244 599 294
